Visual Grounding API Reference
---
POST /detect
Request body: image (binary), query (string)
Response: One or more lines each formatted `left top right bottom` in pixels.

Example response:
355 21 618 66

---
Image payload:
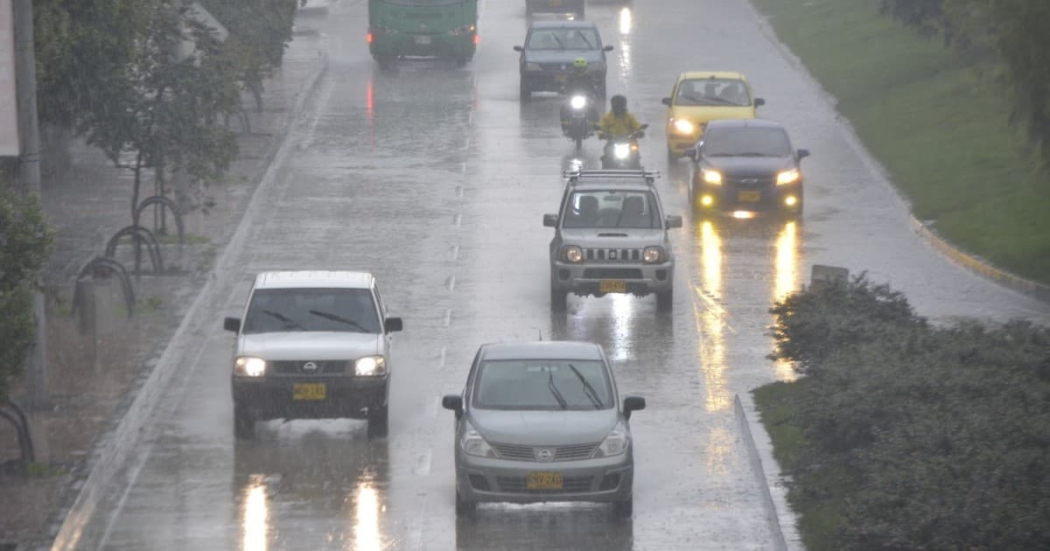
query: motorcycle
559 84 601 151
599 123 649 169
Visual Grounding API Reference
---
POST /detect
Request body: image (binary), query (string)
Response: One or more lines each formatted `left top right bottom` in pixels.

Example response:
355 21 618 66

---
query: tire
656 289 673 312
519 80 531 101
613 496 633 518
233 406 255 440
551 284 567 312
456 489 477 517
367 403 389 438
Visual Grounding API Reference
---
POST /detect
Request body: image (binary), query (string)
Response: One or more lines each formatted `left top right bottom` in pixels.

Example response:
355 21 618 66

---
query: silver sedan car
442 341 646 517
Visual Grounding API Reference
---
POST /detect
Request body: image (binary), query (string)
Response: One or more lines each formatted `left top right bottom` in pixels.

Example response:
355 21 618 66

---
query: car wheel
551 284 567 312
613 496 633 517
657 289 673 312
367 403 389 438
234 406 255 440
519 80 531 101
456 489 476 517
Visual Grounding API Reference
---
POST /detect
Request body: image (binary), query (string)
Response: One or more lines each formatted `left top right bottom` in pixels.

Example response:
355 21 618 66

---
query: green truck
368 0 478 65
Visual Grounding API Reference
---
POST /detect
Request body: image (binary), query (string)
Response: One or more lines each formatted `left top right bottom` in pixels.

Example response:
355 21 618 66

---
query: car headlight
614 143 631 159
460 422 495 458
563 245 583 263
595 421 630 457
776 168 800 185
355 356 387 376
570 95 587 109
234 356 267 377
643 246 664 264
702 169 722 185
672 119 695 135
525 62 541 71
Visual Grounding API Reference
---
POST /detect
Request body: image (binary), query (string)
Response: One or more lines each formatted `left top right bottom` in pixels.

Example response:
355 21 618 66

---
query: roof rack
562 169 660 185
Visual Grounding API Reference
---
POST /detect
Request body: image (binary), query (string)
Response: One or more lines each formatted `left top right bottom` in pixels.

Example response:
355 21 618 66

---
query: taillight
366 32 373 43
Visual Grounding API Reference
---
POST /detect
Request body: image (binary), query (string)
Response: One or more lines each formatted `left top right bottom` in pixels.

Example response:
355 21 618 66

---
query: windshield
675 78 752 107
525 28 600 51
473 360 613 410
242 288 381 334
704 127 793 157
562 190 660 229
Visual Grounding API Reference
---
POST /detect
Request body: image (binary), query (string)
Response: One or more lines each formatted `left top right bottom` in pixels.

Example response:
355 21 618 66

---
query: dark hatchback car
686 119 810 214
514 21 613 100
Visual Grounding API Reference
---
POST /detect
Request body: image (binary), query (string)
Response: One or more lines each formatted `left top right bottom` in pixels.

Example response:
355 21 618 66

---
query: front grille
490 442 600 461
468 474 490 491
496 476 594 493
582 268 644 279
725 175 774 188
271 360 349 375
583 248 642 262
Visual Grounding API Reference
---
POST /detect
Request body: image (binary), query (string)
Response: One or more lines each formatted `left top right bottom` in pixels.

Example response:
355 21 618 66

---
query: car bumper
522 72 603 93
370 33 477 59
456 453 633 503
232 376 387 420
694 182 803 211
667 131 702 154
552 261 674 296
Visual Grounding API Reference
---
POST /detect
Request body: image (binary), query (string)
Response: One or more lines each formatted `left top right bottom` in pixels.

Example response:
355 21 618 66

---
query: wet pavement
68 0 1050 549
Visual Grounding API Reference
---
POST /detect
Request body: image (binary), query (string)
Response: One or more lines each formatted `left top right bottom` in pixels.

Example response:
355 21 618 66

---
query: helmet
573 57 588 69
610 94 627 114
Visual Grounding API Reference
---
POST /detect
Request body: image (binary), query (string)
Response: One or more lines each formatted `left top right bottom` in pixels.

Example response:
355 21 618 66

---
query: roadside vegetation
750 0 1050 283
754 276 1050 549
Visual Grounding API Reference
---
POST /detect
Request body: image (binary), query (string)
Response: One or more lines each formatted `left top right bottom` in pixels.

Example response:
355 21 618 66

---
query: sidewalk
0 21 327 549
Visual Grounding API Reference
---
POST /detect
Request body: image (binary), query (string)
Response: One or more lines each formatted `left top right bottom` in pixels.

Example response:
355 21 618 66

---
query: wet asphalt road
77 0 1050 549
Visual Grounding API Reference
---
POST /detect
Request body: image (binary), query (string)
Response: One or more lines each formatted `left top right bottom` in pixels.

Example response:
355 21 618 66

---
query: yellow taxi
662 71 764 160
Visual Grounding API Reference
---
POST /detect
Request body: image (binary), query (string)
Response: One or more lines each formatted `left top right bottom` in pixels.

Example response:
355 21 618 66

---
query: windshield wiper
568 364 603 409
261 309 303 330
548 372 568 410
308 309 370 333
552 34 565 50
736 152 779 157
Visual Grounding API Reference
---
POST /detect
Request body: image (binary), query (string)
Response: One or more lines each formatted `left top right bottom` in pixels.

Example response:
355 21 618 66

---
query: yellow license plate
293 383 326 401
738 190 761 202
599 280 627 293
527 472 563 490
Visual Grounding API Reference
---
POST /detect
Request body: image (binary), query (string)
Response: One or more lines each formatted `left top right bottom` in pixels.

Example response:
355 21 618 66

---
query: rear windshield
243 288 381 334
675 78 751 107
704 127 792 157
473 360 613 410
562 189 660 229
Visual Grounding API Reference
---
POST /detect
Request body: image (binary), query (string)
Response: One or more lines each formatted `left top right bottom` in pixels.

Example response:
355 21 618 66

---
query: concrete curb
43 51 330 551
734 393 801 551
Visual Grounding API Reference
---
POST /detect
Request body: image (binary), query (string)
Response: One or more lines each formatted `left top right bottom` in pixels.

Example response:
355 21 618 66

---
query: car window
242 288 382 334
473 360 613 410
704 127 793 157
526 28 600 50
675 78 751 107
562 190 660 229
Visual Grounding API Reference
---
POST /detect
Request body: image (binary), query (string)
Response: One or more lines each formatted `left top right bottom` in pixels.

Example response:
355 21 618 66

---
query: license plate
293 383 326 401
738 190 761 202
415 35 431 45
554 74 568 83
550 0 561 6
599 280 627 293
527 472 563 490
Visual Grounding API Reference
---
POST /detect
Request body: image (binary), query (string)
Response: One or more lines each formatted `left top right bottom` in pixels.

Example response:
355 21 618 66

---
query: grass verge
750 0 1050 283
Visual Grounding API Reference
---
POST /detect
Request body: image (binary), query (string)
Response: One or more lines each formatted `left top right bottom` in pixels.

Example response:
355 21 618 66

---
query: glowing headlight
460 423 495 458
643 246 663 263
595 421 629 457
776 169 800 185
672 119 695 135
354 356 387 376
702 169 722 185
570 95 587 109
234 357 267 377
525 63 541 71
614 143 631 159
563 245 583 263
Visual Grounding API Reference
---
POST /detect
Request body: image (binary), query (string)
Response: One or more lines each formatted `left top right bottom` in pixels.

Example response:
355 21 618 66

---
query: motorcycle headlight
563 245 584 263
595 421 630 457
355 356 387 376
570 95 587 109
702 169 722 185
672 119 695 135
525 62 541 71
643 246 664 264
234 356 267 377
776 168 801 185
460 422 496 458
614 143 631 159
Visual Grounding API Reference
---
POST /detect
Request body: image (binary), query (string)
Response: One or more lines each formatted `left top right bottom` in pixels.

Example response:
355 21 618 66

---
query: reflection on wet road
78 0 1050 549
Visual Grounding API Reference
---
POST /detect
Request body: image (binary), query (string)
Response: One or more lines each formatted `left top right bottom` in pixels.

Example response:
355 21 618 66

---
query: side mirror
223 317 241 333
754 97 765 107
385 317 404 333
797 148 810 160
661 97 671 106
603 45 614 51
623 395 646 419
442 394 464 418
665 215 683 229
513 45 523 52
543 213 558 227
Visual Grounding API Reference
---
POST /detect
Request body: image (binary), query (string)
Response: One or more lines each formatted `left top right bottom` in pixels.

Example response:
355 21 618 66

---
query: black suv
514 21 612 100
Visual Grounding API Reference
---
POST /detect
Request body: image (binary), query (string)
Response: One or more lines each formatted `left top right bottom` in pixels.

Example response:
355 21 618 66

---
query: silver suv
544 170 682 312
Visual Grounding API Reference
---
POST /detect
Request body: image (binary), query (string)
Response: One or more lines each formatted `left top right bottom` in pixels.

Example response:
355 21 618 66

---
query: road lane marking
438 346 447 369
454 213 462 227
443 309 452 328
414 450 433 476
450 244 459 261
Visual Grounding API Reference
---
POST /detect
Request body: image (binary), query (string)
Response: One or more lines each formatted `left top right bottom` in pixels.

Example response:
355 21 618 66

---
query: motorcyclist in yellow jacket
597 95 643 137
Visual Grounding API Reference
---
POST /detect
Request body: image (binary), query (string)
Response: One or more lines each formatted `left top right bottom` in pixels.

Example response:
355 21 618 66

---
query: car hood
669 105 756 124
469 409 619 446
238 332 382 361
703 155 794 177
525 50 603 65
560 228 665 249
